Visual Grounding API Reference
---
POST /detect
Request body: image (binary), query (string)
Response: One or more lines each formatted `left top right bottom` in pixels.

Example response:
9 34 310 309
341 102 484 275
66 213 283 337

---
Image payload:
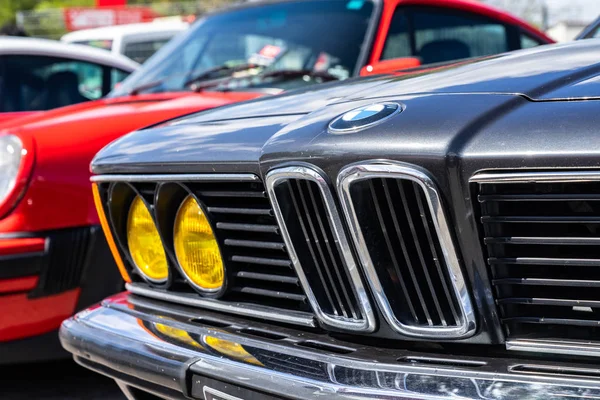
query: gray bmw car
61 39 600 399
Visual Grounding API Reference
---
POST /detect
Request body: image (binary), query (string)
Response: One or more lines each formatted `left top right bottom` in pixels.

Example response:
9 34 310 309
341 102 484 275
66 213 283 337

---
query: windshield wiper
127 64 261 95
257 69 340 82
184 63 260 88
128 79 164 96
191 68 341 93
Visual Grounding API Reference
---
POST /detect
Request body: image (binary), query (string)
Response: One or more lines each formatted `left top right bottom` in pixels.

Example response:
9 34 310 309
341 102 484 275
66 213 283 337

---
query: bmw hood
92 39 600 174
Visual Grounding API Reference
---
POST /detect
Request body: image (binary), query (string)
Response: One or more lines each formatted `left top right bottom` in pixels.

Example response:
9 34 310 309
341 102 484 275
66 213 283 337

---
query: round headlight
0 135 23 205
174 195 224 292
127 196 168 282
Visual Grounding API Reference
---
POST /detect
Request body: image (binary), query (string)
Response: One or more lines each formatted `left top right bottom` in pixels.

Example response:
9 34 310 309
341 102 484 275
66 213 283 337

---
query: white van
61 21 188 64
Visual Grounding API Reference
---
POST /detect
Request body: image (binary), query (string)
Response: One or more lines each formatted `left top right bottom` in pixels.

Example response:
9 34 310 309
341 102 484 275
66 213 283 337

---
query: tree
0 0 40 25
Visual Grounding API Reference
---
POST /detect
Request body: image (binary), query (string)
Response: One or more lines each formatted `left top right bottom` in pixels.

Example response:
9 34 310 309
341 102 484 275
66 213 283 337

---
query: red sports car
0 0 552 362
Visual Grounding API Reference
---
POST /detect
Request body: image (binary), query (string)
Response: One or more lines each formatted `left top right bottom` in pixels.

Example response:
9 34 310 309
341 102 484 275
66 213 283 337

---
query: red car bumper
0 226 122 363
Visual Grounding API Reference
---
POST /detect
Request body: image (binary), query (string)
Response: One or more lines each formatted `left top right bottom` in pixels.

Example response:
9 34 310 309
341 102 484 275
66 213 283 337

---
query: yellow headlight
127 195 168 282
174 195 224 291
204 336 263 366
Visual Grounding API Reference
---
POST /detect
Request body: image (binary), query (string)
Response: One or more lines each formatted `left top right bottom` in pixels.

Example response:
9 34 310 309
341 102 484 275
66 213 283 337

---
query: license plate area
191 375 285 400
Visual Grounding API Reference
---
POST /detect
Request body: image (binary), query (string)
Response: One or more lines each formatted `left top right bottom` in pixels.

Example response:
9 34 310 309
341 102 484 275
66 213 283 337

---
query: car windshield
110 0 374 97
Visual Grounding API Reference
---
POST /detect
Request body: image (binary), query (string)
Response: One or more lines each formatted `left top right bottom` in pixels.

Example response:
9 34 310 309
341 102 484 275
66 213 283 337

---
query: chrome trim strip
265 166 376 333
126 283 316 328
507 339 600 358
337 161 476 338
91 174 259 183
470 171 600 183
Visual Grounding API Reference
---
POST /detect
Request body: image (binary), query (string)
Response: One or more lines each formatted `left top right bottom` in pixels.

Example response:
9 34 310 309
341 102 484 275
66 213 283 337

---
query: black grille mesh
99 179 310 314
349 178 462 327
30 227 94 297
477 178 600 341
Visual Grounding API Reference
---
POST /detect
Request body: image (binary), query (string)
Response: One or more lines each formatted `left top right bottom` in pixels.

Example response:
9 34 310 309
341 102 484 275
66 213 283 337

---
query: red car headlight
0 134 34 218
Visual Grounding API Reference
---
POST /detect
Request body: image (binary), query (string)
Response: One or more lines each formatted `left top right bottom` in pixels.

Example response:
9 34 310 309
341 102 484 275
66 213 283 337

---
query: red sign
96 0 126 5
64 7 159 31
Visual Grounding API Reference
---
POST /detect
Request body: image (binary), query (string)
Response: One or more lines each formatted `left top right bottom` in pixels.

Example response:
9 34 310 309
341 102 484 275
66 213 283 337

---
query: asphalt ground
0 359 126 400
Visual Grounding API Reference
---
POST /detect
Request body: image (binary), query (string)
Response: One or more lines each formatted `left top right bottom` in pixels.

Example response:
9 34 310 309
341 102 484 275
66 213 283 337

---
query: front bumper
61 293 600 400
0 226 122 361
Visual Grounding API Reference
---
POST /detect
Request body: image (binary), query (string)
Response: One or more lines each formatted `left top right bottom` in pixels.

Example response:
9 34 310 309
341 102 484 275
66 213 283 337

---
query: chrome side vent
338 162 475 338
266 166 375 332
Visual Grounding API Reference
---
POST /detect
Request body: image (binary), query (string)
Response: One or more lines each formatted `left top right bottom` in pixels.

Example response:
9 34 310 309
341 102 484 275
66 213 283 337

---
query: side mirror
360 57 422 76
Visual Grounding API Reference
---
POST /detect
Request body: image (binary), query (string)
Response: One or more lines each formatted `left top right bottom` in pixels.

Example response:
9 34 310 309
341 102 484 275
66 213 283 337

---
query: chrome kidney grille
266 167 376 332
95 163 473 338
473 171 600 343
338 163 476 339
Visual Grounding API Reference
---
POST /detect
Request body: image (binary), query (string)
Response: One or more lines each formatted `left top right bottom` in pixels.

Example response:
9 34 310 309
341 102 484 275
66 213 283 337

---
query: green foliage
0 0 94 26
35 0 94 11
0 0 39 25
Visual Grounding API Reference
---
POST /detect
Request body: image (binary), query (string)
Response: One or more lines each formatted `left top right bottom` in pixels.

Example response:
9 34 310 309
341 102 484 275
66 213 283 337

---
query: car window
0 55 107 112
73 39 113 51
382 7 510 64
111 68 131 88
122 38 172 64
520 33 543 49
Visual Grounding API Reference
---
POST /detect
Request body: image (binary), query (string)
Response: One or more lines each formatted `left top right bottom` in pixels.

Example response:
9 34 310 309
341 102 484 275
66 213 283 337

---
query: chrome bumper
60 293 600 400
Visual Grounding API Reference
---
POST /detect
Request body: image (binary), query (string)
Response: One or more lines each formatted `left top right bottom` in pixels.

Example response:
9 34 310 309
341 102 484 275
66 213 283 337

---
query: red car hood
0 90 262 233
0 91 261 139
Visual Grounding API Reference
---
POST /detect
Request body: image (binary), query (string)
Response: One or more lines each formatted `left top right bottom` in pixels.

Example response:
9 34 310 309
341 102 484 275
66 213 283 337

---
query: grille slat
493 278 600 287
233 286 307 302
396 180 447 326
216 222 279 233
476 173 600 342
369 179 422 324
304 179 358 320
412 181 461 325
266 167 374 332
498 298 600 307
485 237 600 245
230 255 292 268
235 271 299 284
482 216 600 223
285 179 340 317
338 163 474 338
479 194 600 202
207 207 272 216
224 239 285 251
489 257 600 266
198 190 267 198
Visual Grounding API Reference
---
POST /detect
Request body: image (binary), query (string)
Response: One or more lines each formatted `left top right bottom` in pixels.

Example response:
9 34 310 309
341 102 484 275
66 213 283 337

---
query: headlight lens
174 195 224 292
0 135 23 205
127 195 168 282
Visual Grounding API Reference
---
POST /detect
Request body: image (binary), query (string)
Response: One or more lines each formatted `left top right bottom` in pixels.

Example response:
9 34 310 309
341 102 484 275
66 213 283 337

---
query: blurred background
0 0 597 43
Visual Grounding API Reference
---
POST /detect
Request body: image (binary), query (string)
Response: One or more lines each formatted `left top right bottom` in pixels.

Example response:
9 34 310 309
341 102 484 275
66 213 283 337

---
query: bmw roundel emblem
328 102 403 134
